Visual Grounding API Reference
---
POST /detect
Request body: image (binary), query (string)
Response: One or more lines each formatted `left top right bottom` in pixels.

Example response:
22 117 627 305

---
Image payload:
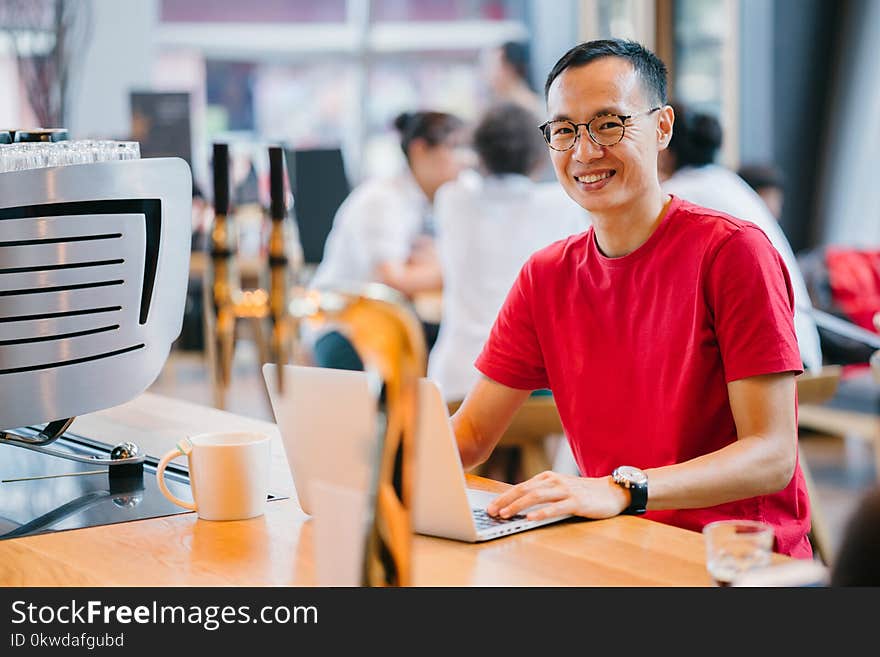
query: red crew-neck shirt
475 196 811 557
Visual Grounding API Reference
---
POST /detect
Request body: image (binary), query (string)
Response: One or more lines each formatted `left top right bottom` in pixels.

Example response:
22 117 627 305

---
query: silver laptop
263 364 571 542
262 363 377 516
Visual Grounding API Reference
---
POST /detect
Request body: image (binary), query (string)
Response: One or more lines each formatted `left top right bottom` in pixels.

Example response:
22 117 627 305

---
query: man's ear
657 105 675 150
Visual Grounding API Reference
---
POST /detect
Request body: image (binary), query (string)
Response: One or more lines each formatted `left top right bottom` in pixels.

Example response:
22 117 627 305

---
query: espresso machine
0 138 199 539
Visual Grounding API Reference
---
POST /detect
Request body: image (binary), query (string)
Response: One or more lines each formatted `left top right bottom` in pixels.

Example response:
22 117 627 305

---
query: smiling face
546 57 673 218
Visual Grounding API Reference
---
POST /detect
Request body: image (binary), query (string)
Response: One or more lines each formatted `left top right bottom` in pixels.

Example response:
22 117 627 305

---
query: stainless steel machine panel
0 158 191 428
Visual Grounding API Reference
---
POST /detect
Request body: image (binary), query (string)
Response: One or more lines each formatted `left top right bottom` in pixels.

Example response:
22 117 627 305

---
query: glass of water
703 519 774 586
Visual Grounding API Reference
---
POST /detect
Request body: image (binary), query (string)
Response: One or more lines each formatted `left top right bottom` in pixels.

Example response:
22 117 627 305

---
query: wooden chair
796 365 843 566
447 395 564 483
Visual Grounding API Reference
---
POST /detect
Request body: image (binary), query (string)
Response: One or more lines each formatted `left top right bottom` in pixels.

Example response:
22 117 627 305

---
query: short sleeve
706 225 804 382
474 258 549 390
355 194 412 267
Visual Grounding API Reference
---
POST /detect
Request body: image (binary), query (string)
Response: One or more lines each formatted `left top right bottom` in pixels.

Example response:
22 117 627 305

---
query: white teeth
576 171 613 184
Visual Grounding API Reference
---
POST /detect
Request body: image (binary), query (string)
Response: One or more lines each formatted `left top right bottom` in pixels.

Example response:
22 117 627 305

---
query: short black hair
544 38 668 106
737 162 784 192
393 111 465 161
473 102 545 176
667 101 722 169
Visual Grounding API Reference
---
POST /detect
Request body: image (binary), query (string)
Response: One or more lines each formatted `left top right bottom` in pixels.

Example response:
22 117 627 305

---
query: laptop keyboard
472 508 526 531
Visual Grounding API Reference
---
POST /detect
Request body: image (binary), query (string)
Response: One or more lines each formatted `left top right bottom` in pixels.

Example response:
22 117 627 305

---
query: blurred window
372 0 526 22
673 0 725 117
672 0 738 166
161 0 347 23
155 0 538 183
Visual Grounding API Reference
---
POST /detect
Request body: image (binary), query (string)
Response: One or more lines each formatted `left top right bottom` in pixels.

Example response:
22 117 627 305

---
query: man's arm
452 376 532 470
644 371 797 508
488 371 797 520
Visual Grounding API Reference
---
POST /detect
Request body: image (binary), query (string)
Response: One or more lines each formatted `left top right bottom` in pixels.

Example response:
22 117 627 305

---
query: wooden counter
0 393 731 587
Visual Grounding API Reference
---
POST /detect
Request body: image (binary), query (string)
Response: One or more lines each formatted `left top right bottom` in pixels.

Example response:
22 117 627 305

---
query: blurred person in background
428 102 590 402
658 102 822 373
738 162 785 221
312 110 469 297
481 40 555 182
309 110 470 369
482 41 544 117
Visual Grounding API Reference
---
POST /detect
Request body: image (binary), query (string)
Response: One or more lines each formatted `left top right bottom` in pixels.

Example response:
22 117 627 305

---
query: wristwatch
611 465 648 515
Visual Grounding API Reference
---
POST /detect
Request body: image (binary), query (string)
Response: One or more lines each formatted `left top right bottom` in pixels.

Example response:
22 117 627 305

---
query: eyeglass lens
544 115 626 150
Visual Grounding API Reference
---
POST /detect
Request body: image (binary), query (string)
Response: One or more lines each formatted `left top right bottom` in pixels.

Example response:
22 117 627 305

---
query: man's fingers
486 484 528 516
486 476 548 515
498 486 566 518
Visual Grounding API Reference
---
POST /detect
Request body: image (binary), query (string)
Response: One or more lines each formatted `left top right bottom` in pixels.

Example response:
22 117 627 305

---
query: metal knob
110 442 140 461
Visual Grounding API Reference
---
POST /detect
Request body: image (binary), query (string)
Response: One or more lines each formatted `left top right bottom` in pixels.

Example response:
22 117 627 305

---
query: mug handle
156 438 196 511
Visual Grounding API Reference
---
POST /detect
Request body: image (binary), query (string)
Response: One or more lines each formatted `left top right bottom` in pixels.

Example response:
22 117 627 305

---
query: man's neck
592 189 671 258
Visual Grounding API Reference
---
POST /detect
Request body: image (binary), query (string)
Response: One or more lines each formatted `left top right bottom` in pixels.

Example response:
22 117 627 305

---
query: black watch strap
613 466 648 515
624 480 648 515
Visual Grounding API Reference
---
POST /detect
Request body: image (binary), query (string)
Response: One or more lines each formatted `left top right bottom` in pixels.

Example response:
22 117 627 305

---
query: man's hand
486 471 631 521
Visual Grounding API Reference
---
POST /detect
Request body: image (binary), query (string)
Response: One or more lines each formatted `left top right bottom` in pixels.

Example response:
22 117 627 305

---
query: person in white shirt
311 111 469 297
309 111 469 370
659 103 823 373
428 103 591 401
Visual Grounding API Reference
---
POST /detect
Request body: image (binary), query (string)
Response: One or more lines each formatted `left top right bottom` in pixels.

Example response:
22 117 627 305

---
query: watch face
616 466 648 485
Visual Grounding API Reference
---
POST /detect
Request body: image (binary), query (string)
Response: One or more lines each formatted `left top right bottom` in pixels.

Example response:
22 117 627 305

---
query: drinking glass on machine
0 139 142 173
703 519 774 586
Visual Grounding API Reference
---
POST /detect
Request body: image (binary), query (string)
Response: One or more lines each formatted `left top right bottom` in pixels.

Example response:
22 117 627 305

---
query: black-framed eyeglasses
538 107 662 151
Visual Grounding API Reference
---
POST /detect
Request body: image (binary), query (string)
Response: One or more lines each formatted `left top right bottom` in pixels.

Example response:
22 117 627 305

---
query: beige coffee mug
156 431 271 521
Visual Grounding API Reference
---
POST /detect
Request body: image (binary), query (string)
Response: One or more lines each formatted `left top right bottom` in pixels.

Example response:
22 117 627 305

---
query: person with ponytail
309 110 471 370
312 110 469 298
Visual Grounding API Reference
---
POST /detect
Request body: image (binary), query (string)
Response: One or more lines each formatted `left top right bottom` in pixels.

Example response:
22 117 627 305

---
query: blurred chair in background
798 247 880 366
872 313 880 383
447 395 565 482
659 101 823 374
795 365 842 565
429 102 589 481
285 147 350 269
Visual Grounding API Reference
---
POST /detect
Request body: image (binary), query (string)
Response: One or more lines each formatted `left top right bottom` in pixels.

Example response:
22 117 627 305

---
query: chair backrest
285 147 350 265
796 365 842 405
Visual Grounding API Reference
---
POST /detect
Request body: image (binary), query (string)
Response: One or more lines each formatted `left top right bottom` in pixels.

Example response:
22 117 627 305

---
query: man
451 39 811 558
